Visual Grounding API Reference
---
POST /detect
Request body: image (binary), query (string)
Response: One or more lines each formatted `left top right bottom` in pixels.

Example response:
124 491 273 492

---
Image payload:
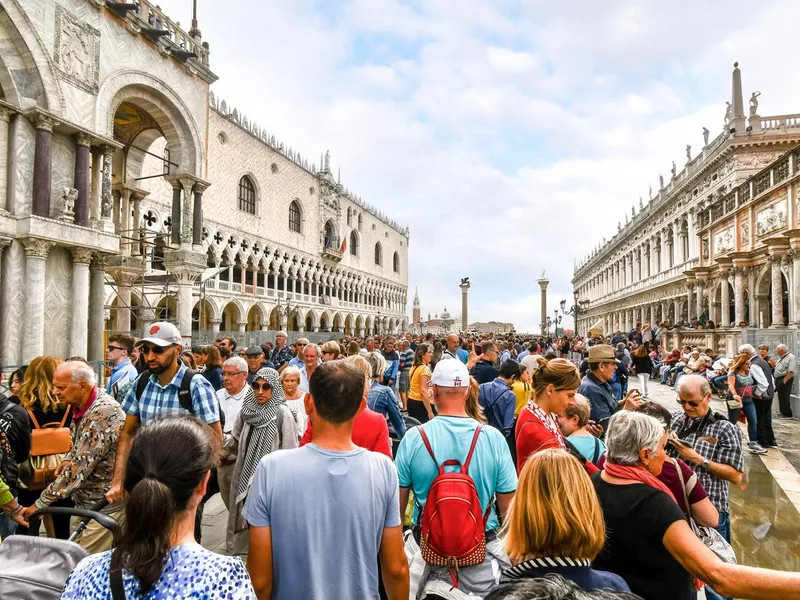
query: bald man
20 361 125 553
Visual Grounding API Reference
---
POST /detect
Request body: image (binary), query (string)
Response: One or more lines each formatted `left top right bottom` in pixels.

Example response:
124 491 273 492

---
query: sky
156 0 800 332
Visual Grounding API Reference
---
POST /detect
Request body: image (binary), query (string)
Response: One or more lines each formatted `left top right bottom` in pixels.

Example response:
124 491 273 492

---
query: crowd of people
0 322 798 599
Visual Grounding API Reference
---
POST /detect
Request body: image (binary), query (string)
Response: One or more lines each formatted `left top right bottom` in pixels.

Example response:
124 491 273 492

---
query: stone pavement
631 377 800 573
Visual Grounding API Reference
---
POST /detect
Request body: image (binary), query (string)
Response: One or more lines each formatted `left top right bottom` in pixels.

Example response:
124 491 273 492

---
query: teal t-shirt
395 416 517 531
568 433 606 464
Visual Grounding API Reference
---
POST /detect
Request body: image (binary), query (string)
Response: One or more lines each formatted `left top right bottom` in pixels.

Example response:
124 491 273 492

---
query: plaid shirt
271 345 294 369
669 410 743 513
121 363 219 425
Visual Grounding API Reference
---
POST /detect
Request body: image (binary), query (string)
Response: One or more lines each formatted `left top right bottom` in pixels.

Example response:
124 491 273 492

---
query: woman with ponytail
60 417 256 599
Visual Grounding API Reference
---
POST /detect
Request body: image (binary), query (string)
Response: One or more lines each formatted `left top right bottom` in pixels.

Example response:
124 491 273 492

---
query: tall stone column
169 181 182 246
180 180 194 248
119 188 132 254
88 254 107 362
770 255 785 327
733 268 745 326
173 268 200 343
73 133 92 226
791 248 800 325
537 277 549 335
459 279 471 332
23 239 52 362
721 273 731 328
192 184 208 251
685 284 694 323
90 149 102 226
112 271 138 333
747 267 757 326
100 145 115 232
695 283 704 320
70 248 93 357
0 108 10 212
211 319 221 338
673 299 681 326
32 115 55 217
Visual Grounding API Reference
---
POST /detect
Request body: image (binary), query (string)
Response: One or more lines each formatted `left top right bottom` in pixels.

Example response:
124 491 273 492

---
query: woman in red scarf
515 358 597 475
593 410 800 600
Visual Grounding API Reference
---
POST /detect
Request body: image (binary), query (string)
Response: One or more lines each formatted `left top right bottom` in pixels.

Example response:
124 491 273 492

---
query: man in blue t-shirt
395 359 517 597
105 333 139 399
244 361 409 600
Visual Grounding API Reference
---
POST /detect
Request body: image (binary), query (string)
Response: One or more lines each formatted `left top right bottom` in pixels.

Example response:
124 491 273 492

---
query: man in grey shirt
243 361 409 600
774 344 797 418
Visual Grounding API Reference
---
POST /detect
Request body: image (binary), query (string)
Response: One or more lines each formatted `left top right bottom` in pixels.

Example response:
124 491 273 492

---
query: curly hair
17 356 63 413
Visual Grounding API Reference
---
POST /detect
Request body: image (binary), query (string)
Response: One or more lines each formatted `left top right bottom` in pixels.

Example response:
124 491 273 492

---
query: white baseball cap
135 322 182 347
431 358 469 388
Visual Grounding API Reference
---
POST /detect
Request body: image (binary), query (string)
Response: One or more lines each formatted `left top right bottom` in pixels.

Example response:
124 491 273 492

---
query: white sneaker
748 442 768 455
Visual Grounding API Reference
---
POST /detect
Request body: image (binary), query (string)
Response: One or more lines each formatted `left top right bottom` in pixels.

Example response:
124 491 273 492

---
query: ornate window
393 251 399 273
350 230 359 256
374 242 383 266
358 214 363 231
238 176 256 214
289 200 302 233
324 220 336 249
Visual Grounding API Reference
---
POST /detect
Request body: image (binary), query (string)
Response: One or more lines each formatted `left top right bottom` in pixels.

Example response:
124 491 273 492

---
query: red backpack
417 424 490 586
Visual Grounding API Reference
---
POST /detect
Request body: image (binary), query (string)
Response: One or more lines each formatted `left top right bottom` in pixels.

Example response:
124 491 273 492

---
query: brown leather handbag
22 407 72 489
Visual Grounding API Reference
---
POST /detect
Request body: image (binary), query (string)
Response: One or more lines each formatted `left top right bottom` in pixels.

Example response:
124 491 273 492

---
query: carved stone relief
714 226 734 254
739 218 750 248
54 5 101 94
756 198 788 237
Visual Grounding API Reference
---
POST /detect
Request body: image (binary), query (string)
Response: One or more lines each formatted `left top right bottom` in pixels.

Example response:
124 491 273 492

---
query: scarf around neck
524 399 566 449
603 461 678 504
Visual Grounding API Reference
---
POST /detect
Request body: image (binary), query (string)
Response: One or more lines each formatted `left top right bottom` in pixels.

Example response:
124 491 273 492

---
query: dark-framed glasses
251 382 272 392
676 396 700 408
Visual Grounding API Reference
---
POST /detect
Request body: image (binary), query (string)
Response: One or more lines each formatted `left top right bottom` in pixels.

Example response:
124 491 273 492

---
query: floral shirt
271 344 294 369
60 544 255 599
34 391 124 510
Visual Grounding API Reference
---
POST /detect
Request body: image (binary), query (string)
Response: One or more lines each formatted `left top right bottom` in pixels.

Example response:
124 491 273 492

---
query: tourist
244 361 408 600
498 341 512 367
396 358 517 597
478 358 520 439
215 356 250 510
466 376 487 423
0 437 28 536
199 345 224 390
742 344 777 448
108 322 221 505
517 358 597 474
270 331 293 373
726 351 765 454
320 341 340 362
298 344 321 393
485 576 641 600
0 373 30 538
578 345 642 435
660 348 682 384
381 337 400 390
180 350 197 370
557 394 605 466
594 410 800 600
502 448 629 592
192 346 206 371
300 355 392 458
774 343 796 419
288 338 307 368
430 340 444 371
397 338 414 411
225 367 296 554
365 352 405 438
217 336 237 356
8 366 25 397
471 341 500 384
511 364 532 418
105 333 139 399
16 355 72 538
59 417 256 599
20 362 124 552
280 366 307 439
757 344 776 369
630 345 652 398
244 346 268 384
408 342 435 423
346 340 361 357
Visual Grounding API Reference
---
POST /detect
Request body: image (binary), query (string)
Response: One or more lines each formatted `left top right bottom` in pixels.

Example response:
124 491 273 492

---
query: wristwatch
700 458 710 470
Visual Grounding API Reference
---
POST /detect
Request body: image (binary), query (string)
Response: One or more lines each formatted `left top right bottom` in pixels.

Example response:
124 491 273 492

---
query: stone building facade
573 64 800 357
0 0 408 366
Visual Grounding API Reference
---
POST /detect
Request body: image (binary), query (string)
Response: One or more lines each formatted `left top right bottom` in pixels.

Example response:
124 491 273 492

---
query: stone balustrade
758 114 800 131
131 0 209 66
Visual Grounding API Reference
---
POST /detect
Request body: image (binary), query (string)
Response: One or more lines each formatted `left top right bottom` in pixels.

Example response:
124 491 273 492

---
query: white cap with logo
431 359 469 388
135 322 182 347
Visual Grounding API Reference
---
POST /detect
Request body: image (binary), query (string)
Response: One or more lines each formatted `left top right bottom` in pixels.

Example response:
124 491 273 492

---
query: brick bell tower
413 287 421 326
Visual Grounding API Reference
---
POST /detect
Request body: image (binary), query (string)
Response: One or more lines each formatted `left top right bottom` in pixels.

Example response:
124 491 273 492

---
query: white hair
64 361 96 386
280 365 302 381
737 344 757 357
223 356 248 373
276 331 288 338
365 351 387 379
604 411 664 467
304 343 320 358
776 344 789 354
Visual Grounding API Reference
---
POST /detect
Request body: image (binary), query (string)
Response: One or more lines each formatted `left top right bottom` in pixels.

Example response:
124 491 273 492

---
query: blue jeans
704 512 731 600
610 382 622 401
711 375 728 390
728 401 757 443
0 500 17 539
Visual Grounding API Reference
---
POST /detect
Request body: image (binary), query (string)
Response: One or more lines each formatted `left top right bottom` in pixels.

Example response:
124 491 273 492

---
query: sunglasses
676 397 701 408
251 382 272 392
298 343 308 347
140 344 173 355
107 345 125 352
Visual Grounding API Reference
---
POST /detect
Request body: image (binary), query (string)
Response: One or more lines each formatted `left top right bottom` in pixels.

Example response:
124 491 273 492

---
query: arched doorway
221 302 241 332
344 314 353 335
287 309 300 332
155 295 177 322
319 312 330 332
268 307 281 330
755 266 789 327
192 298 215 333
247 305 263 331
332 313 342 333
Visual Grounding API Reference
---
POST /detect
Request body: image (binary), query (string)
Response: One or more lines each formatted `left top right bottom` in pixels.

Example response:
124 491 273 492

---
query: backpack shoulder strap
134 372 151 402
26 408 41 429
462 425 483 473
417 426 440 472
58 405 71 427
179 369 198 413
109 549 126 600
591 436 601 464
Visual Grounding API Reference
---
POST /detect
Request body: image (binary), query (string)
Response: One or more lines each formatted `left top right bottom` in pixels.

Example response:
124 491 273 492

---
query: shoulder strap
276 405 284 446
134 372 151 402
58 405 71 427
672 457 692 520
109 549 126 600
417 426 440 472
178 369 198 413
462 425 483 473
26 408 41 430
591 436 601 464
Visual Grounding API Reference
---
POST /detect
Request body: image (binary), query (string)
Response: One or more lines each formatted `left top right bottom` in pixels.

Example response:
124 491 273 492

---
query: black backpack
134 369 226 429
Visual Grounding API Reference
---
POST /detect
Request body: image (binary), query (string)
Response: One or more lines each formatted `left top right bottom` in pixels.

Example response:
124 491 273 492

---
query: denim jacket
368 381 405 438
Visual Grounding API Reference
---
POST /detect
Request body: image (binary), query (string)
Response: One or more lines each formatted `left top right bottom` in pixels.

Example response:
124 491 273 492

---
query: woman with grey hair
224 367 297 554
593 411 800 600
486 574 642 600
365 351 405 439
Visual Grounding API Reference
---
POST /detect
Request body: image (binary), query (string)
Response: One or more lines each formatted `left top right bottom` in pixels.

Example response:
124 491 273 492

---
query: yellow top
409 364 432 401
512 380 532 417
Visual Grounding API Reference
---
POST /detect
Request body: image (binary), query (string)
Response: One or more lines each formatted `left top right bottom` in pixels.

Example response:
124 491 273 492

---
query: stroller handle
32 498 121 545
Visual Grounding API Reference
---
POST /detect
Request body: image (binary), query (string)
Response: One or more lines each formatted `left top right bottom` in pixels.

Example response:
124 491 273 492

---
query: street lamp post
559 290 589 337
553 309 562 337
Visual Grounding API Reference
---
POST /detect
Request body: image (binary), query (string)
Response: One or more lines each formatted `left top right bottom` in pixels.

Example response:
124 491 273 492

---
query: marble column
119 188 132 255
211 319 221 337
747 268 756 326
100 146 115 231
181 181 194 248
89 149 102 226
32 115 55 217
70 248 93 357
113 273 135 333
192 187 204 249
88 255 107 362
237 321 246 333
673 299 681 325
792 250 800 325
131 193 143 255
73 133 92 226
174 270 199 342
721 274 731 328
0 108 10 212
733 268 745 326
770 255 785 327
695 283 703 319
170 182 182 246
661 301 669 325
23 239 52 362
685 285 694 323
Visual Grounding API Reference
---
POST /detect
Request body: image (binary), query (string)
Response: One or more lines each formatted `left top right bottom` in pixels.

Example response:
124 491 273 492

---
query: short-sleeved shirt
106 359 139 398
568 433 605 465
395 416 517 531
59 544 255 599
120 363 219 425
408 364 431 401
242 444 400 600
592 474 692 600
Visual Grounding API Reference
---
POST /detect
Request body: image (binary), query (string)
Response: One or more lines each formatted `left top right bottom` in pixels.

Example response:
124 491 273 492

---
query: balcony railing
758 113 800 132
321 246 343 262
125 0 210 67
586 259 697 307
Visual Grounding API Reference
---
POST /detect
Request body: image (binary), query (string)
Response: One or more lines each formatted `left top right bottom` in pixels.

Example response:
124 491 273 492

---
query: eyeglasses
676 397 701 408
107 345 125 352
222 371 244 378
298 343 308 346
251 382 272 392
140 344 173 355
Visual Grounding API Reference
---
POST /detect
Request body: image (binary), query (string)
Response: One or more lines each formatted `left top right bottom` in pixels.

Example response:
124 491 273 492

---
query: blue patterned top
59 544 255 599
